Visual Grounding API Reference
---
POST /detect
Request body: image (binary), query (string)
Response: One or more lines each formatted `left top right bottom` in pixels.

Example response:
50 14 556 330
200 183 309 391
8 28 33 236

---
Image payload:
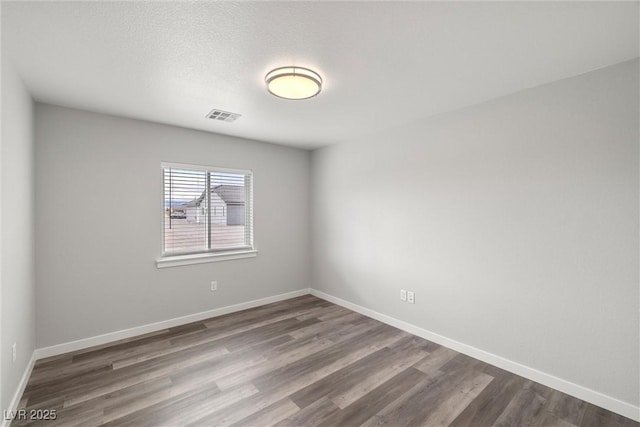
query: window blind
162 164 253 255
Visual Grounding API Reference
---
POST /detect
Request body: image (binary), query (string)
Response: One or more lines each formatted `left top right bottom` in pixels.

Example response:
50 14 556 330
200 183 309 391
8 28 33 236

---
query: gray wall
35 104 310 347
311 59 639 405
1 56 36 411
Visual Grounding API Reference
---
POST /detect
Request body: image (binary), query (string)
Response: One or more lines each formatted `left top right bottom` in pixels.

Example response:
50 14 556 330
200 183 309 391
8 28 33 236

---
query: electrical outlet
400 289 407 301
210 281 218 291
12 343 16 363
407 291 415 304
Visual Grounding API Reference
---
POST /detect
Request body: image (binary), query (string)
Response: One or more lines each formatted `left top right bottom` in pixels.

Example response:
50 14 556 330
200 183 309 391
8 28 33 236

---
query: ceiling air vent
206 109 241 123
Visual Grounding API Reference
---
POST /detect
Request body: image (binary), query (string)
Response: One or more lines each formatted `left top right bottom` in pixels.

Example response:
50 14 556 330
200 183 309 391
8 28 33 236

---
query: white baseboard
1 351 36 427
34 288 311 359
309 288 640 422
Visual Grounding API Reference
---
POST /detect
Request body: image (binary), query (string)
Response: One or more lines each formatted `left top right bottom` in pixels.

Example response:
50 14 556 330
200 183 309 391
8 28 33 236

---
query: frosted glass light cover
265 66 322 100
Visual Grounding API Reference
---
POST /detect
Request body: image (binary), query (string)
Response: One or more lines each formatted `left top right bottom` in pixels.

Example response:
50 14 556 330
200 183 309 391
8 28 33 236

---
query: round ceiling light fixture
265 66 322 100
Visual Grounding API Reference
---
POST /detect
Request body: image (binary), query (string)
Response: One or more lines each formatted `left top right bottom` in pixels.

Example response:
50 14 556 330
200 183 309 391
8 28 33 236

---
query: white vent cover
206 109 241 122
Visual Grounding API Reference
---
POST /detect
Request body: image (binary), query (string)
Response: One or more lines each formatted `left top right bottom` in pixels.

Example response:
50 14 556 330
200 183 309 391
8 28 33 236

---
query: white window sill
156 249 258 269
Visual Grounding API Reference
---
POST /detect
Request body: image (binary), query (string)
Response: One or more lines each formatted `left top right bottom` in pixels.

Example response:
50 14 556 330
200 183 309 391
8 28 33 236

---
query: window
159 162 254 266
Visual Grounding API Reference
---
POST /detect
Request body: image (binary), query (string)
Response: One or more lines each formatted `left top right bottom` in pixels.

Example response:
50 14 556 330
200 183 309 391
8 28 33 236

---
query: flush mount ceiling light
265 66 322 100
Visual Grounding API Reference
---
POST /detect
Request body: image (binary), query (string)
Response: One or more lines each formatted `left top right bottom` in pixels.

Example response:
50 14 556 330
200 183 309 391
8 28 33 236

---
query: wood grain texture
12 295 639 427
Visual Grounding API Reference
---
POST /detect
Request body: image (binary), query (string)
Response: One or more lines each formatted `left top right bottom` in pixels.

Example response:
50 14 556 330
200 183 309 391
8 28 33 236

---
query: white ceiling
2 1 638 149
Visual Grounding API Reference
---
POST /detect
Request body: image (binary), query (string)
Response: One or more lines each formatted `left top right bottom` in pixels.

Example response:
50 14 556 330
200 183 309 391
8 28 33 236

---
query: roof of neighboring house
213 185 244 205
182 185 245 207
181 199 200 208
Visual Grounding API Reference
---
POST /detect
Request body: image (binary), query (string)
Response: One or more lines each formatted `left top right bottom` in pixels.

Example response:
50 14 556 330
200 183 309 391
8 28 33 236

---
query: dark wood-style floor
13 295 639 427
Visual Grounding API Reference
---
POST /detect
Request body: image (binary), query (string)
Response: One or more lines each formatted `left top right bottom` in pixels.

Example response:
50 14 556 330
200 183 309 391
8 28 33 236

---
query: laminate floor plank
544 389 588 426
275 397 340 427
294 304 348 321
419 370 494 427
533 413 580 427
188 390 289 426
13 296 638 427
195 304 329 344
413 345 459 375
166 347 266 390
329 344 428 410
215 336 335 391
288 311 361 340
99 377 174 418
220 318 321 352
41 379 174 427
44 329 172 367
100 381 226 427
31 341 230 408
171 314 312 351
491 381 551 427
30 339 172 386
202 296 329 330
252 323 407 394
319 316 381 343
448 370 528 427
581 403 635 427
290 335 429 410
230 397 300 427
71 324 205 364
362 358 489 427
315 367 428 427
315 305 356 321
193 330 408 425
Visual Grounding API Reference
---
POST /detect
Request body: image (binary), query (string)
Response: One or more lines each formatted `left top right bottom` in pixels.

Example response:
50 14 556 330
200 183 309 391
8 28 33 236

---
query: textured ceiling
2 1 638 149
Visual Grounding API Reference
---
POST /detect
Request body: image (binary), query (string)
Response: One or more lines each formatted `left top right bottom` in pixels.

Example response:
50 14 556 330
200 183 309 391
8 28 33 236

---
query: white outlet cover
400 290 407 301
408 291 415 304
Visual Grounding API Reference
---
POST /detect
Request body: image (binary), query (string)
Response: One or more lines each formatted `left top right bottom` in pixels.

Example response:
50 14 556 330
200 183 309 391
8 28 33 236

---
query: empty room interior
1 1 639 426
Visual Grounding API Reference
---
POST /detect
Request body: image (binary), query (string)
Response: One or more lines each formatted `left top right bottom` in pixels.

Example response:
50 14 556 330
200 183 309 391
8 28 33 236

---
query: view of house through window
162 163 253 255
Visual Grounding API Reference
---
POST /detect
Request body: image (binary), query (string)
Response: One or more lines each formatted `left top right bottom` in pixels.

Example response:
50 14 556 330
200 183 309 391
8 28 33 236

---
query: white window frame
156 161 257 268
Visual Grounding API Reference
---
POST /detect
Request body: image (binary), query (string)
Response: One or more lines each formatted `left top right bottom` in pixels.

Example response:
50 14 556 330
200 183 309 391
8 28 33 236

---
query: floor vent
206 109 241 122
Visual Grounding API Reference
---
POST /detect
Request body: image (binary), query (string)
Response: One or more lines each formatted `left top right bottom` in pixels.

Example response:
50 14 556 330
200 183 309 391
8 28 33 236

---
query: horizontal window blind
162 164 253 255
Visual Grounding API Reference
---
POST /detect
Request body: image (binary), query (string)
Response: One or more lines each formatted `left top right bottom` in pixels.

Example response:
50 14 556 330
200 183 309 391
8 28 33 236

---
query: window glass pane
210 172 247 250
163 168 207 254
